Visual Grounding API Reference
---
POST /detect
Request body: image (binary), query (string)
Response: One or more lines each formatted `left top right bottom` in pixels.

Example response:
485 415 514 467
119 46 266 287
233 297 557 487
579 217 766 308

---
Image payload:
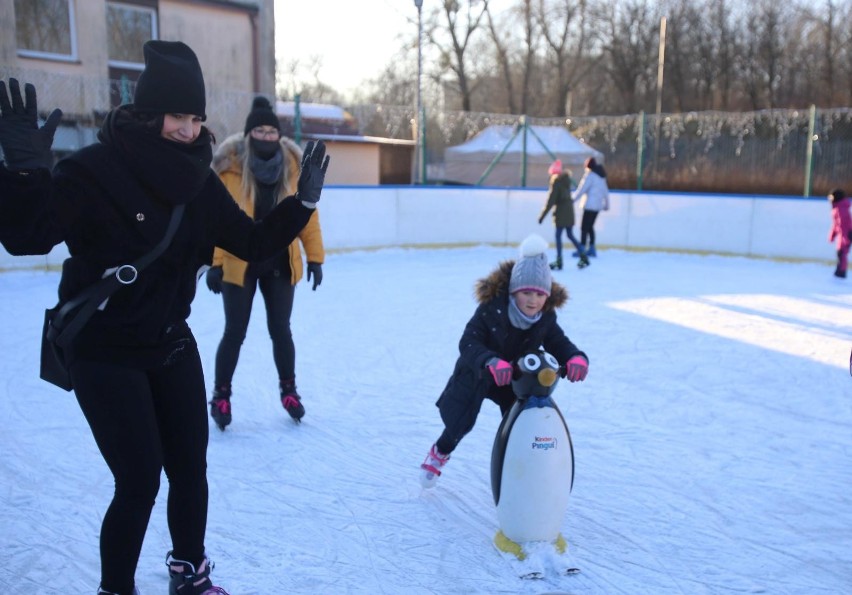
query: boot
166 551 230 595
549 256 563 270
280 378 305 422
587 244 597 257
577 252 591 269
209 385 232 431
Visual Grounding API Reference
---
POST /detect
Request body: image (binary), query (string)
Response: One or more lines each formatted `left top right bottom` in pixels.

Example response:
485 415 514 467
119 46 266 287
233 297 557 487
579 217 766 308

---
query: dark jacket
0 111 312 365
540 172 575 228
436 260 586 437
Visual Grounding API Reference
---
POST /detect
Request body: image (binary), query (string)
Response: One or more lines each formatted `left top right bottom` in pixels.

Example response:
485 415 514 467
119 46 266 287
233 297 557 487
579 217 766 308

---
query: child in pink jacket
828 188 852 278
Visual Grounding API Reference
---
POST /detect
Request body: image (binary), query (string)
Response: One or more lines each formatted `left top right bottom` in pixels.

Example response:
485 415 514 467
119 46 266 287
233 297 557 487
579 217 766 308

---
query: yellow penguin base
494 530 567 560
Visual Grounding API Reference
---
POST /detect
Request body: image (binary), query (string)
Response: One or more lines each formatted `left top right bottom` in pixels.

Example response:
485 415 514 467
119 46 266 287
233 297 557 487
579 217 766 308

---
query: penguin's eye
522 354 541 371
543 352 559 368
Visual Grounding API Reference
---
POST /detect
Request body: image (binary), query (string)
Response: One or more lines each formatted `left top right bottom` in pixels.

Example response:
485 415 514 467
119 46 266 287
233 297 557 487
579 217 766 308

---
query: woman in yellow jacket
205 97 325 429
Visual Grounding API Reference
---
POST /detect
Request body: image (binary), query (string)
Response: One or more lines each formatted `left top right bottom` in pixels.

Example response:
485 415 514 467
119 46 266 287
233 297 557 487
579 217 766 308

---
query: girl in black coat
420 235 589 488
0 41 328 595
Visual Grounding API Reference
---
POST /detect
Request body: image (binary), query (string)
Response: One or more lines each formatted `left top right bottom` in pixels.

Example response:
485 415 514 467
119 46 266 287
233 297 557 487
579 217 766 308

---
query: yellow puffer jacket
211 132 324 287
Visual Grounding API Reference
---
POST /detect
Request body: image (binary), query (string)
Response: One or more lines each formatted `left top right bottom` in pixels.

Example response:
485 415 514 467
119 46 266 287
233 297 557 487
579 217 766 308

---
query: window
14 0 78 61
107 2 158 107
107 2 158 69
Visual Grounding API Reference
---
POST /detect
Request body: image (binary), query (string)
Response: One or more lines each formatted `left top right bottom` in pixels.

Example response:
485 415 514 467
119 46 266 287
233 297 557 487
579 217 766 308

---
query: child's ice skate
420 443 450 488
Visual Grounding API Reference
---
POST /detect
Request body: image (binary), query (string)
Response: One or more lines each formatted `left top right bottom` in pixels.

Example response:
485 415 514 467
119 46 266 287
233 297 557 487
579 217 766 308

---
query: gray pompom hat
509 234 552 296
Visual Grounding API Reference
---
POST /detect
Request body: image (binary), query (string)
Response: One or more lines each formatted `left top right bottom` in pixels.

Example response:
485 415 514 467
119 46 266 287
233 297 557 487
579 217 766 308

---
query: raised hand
296 140 330 207
0 79 63 171
486 357 513 386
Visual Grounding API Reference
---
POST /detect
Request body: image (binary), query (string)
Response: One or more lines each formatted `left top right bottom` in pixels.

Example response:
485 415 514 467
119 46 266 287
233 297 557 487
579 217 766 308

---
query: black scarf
97 106 213 205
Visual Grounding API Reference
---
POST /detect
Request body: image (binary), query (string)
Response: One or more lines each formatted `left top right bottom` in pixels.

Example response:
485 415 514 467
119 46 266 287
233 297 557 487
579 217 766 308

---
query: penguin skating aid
490 350 579 576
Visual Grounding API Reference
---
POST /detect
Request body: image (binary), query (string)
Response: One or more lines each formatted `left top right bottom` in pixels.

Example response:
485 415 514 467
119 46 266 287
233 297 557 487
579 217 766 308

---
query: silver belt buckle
116 264 138 285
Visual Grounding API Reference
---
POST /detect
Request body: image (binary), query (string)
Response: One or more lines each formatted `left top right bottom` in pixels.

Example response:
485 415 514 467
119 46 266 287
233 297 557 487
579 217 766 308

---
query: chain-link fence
5 67 851 196
349 105 852 196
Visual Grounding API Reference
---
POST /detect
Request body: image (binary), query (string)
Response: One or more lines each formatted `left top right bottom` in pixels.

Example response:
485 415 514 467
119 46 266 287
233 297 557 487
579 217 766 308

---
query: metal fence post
636 111 645 191
521 115 528 187
803 104 816 197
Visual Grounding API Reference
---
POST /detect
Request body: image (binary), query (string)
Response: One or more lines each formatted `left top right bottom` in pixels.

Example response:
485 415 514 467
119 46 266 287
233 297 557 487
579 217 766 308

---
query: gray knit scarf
249 148 283 185
508 295 542 330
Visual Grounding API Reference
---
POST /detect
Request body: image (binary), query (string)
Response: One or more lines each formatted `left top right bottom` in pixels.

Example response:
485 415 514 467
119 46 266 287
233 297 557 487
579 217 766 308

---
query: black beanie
244 96 280 135
134 40 206 120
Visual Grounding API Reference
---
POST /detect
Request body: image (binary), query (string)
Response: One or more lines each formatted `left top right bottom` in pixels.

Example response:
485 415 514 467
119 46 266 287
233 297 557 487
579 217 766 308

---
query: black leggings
215 269 296 387
580 209 600 247
71 347 209 594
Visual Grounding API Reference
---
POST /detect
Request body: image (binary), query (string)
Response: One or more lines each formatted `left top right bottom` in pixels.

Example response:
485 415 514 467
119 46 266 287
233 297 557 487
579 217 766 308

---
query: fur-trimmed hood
474 260 568 311
212 131 303 176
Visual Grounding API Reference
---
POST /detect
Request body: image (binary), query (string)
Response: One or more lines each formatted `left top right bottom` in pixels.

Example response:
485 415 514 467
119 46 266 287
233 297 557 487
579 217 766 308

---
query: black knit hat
134 40 206 120
244 96 280 135
830 188 846 203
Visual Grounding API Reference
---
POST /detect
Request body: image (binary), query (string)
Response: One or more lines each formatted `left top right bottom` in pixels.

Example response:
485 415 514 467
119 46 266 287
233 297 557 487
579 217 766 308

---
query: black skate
209 385 232 431
166 551 229 595
280 379 305 423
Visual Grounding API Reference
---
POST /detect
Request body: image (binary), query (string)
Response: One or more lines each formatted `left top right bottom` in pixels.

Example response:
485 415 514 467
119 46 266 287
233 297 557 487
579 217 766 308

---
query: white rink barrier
0 186 835 270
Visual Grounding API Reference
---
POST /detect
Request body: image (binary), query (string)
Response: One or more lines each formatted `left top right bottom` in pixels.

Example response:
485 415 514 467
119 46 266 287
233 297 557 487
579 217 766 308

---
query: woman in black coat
0 41 328 595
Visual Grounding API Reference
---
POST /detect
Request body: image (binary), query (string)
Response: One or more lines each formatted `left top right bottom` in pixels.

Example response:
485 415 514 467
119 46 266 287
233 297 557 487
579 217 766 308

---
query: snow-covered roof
275 101 349 121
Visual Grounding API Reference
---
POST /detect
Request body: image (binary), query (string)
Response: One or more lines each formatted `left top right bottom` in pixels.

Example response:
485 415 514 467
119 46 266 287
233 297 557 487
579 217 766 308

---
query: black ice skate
166 551 229 595
280 379 305 422
209 385 232 431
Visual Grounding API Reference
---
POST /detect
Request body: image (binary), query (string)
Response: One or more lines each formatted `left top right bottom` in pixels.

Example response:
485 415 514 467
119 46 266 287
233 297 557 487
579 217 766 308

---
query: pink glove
486 357 513 386
565 355 588 382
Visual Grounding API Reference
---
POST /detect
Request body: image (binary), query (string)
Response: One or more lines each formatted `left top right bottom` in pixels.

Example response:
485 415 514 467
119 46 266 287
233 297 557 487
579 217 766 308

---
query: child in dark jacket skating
420 234 589 488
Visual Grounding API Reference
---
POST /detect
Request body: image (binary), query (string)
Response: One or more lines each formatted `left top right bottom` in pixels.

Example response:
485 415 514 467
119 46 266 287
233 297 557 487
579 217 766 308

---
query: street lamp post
414 0 423 185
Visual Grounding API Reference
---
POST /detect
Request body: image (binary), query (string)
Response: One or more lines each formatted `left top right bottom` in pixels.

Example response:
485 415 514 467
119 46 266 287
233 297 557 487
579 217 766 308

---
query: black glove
538 215 545 224
306 262 323 291
847 230 852 241
295 140 330 206
206 266 224 294
0 79 63 171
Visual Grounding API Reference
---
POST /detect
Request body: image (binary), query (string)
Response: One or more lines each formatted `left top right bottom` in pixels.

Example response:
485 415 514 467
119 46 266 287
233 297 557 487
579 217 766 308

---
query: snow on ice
1 246 850 594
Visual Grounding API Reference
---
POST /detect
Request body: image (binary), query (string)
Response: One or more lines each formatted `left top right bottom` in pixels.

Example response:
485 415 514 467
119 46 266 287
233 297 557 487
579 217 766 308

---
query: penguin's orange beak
537 368 557 387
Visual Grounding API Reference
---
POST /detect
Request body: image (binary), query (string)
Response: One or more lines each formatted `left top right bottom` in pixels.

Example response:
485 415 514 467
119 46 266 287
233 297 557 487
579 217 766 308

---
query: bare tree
425 0 490 111
660 0 695 112
277 0 852 116
536 0 595 117
595 0 661 113
484 1 518 113
516 0 538 114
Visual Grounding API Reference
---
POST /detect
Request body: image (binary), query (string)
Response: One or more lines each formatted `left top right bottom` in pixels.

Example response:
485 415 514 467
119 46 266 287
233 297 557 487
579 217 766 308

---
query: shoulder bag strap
52 203 186 348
